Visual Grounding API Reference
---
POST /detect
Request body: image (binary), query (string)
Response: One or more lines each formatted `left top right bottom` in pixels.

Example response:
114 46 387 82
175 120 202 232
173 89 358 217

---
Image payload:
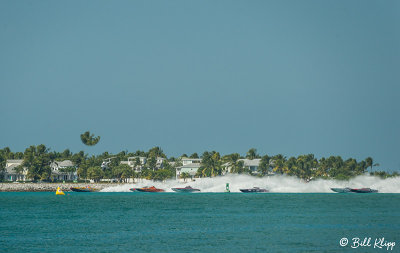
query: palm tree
365 157 379 173
148 146 165 158
0 150 6 181
272 154 286 174
180 172 190 182
246 148 258 160
80 131 100 146
258 155 271 176
134 157 141 171
225 153 241 174
200 151 222 177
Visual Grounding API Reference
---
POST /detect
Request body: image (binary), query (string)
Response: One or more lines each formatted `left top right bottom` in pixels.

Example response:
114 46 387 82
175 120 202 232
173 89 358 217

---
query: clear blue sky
1 1 399 171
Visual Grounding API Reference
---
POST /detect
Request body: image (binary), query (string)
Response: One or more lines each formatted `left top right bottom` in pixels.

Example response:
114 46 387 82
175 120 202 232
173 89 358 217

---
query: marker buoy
56 186 65 195
225 183 230 193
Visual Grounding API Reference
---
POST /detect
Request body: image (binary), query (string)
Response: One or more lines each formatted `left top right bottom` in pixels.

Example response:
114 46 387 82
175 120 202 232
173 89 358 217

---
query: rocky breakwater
0 183 121 192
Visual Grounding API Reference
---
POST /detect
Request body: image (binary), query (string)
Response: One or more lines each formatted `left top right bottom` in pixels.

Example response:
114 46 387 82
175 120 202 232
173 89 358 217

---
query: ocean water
0 192 399 252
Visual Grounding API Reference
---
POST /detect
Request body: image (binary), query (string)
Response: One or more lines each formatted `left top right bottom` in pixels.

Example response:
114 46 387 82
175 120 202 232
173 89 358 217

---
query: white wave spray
100 175 400 193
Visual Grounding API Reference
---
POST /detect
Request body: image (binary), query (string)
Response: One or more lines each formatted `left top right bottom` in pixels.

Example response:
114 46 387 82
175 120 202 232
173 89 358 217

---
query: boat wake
100 175 400 193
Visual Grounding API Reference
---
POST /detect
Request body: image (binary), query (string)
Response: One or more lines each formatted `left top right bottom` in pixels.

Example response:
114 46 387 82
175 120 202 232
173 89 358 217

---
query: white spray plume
100 175 400 193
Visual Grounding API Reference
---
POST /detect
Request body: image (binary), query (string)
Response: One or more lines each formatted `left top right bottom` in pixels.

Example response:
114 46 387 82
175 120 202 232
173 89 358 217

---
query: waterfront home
222 158 272 175
101 157 117 170
182 157 201 165
176 158 202 180
241 159 261 174
120 156 147 172
120 156 166 172
156 157 166 168
50 160 77 181
3 159 27 181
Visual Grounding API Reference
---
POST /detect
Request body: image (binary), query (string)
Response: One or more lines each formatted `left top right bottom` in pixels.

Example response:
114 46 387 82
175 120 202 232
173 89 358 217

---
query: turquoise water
0 193 399 252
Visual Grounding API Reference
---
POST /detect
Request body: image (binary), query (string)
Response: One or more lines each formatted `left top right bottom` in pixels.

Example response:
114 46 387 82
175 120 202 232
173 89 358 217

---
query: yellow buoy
56 186 65 195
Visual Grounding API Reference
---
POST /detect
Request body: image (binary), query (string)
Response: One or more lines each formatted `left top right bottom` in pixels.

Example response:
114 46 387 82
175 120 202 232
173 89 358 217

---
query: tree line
0 146 398 182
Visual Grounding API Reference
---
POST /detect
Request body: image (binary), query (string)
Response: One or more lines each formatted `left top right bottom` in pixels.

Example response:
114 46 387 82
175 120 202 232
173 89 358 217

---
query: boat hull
136 186 165 192
240 188 268 193
70 187 96 192
171 188 200 193
136 189 164 192
350 188 378 193
331 187 352 193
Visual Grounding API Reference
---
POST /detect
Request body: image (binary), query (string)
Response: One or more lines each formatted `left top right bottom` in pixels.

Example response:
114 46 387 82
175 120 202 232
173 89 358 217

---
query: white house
121 156 166 172
119 156 147 172
241 159 261 174
182 158 201 165
223 158 271 175
3 159 26 181
156 157 166 168
50 160 77 181
176 158 202 179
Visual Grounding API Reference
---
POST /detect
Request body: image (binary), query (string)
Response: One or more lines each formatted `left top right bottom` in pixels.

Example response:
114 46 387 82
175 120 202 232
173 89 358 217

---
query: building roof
181 158 201 161
6 159 23 164
222 159 261 168
5 164 21 174
240 159 261 167
59 160 74 167
177 163 202 169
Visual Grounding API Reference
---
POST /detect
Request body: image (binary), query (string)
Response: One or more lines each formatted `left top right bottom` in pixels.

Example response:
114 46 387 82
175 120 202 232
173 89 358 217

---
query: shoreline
0 183 126 192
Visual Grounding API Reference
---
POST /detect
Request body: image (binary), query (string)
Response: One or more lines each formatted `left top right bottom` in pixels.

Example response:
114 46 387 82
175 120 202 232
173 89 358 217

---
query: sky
1 1 399 171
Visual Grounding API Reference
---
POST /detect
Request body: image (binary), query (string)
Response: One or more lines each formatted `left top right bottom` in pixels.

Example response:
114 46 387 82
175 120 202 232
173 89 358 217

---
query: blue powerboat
350 188 378 193
331 187 352 193
240 187 268 193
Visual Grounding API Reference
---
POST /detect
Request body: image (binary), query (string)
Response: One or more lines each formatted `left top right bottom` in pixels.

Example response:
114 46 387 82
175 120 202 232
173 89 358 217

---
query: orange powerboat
135 186 165 192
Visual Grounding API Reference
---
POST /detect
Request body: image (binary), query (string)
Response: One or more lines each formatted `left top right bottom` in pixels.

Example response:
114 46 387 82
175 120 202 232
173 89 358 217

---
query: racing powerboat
171 186 200 193
70 186 97 192
350 188 378 193
135 186 165 192
331 187 352 193
239 187 268 193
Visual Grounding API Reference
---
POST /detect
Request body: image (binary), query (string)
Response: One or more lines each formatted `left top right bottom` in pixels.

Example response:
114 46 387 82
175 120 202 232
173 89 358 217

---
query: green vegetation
198 151 223 177
87 166 103 182
80 131 100 146
180 172 191 182
246 148 260 160
23 145 52 181
1 146 398 182
0 149 6 182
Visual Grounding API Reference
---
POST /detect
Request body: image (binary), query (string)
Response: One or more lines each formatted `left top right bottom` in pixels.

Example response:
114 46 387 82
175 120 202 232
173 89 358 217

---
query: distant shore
0 183 124 192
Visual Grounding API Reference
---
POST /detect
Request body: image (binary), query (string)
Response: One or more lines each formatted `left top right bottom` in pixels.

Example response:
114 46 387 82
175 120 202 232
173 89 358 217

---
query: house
3 159 26 181
120 156 147 172
156 157 166 168
222 158 272 175
176 158 202 179
182 157 201 166
241 159 261 174
120 156 166 172
101 157 117 170
50 160 77 181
